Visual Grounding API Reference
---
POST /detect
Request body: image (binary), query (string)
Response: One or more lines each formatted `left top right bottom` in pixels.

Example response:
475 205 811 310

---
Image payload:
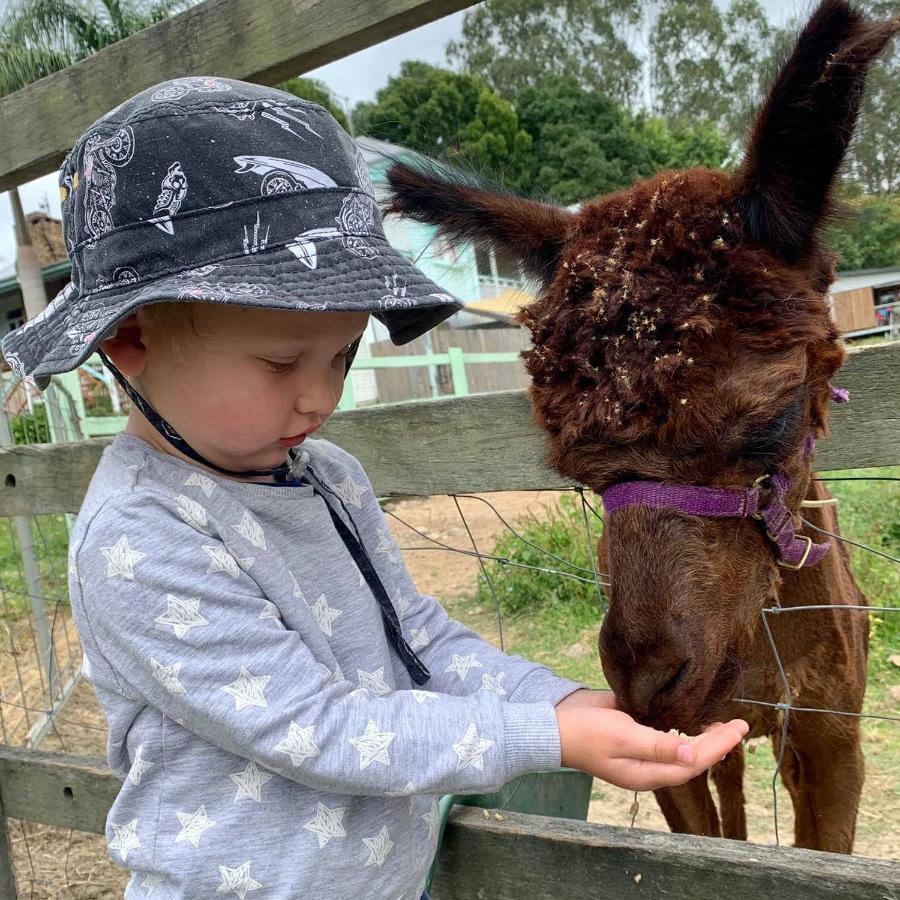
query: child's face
109 304 369 481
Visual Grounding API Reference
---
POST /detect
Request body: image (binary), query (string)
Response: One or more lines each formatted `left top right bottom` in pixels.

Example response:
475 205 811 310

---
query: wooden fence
0 340 898 896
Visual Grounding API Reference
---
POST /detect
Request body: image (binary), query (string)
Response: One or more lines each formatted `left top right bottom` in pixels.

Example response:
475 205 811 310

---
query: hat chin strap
97 351 302 483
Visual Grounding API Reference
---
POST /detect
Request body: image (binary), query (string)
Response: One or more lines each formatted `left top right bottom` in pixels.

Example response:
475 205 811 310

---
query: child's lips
279 426 318 445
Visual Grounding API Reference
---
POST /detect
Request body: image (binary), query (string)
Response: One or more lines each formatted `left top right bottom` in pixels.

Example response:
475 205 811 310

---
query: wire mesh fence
0 472 898 896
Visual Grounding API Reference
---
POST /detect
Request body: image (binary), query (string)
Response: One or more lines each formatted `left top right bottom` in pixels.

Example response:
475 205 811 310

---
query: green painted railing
45 349 522 432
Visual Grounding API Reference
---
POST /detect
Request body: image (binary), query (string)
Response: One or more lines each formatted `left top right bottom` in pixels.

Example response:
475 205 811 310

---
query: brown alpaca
382 0 898 854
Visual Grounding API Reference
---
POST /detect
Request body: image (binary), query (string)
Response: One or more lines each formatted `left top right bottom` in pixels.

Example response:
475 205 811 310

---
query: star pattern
481 672 507 696
304 802 347 847
422 797 440 843
410 690 439 704
233 510 267 550
408 627 429 652
289 570 306 602
174 493 212 533
100 534 145 579
140 872 162 895
331 475 369 509
275 722 321 766
258 600 282 623
215 861 262 898
362 825 394 868
349 720 395 769
185 471 215 498
374 529 399 563
221 666 270 711
452 723 494 771
81 652 92 681
156 594 208 639
204 544 253 579
309 594 342 636
444 653 483 683
151 658 186 695
175 804 216 847
356 667 391 696
230 760 275 803
109 818 141 862
127 743 155 786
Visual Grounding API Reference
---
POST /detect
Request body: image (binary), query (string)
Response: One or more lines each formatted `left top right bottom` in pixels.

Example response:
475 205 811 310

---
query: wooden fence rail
1 747 899 899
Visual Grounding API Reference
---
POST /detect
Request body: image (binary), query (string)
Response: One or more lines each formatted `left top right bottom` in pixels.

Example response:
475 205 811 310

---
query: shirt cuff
508 667 586 707
500 701 561 781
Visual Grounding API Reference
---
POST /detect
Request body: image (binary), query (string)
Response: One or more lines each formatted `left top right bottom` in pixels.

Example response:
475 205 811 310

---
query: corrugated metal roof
830 267 900 294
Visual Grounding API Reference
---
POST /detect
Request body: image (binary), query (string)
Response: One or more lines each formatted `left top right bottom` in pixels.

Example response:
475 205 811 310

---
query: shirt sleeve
318 447 586 706
70 491 561 798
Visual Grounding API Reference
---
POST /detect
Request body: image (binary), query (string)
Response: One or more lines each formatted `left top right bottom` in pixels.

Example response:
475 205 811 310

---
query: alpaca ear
382 153 574 286
733 0 898 262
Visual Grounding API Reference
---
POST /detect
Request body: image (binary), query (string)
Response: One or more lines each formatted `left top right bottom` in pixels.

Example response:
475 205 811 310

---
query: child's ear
100 312 148 377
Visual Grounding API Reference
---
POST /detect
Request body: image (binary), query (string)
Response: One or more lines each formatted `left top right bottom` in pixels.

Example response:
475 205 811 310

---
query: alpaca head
383 0 897 731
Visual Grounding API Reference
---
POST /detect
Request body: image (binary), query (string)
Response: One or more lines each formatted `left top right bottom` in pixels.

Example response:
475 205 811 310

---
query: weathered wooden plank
0 746 118 834
0 794 18 899
0 0 476 191
0 341 895 515
430 808 900 900
1 750 897 897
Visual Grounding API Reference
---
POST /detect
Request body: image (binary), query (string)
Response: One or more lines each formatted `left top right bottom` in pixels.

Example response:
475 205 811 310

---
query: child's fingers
618 719 748 766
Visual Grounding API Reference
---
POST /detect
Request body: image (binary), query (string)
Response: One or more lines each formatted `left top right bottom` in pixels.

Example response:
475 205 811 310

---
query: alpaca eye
741 392 805 461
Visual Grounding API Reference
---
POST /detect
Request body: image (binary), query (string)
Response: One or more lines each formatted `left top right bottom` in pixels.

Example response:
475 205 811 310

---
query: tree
277 77 349 132
446 0 644 110
516 75 731 205
826 195 900 270
648 0 772 144
352 61 532 186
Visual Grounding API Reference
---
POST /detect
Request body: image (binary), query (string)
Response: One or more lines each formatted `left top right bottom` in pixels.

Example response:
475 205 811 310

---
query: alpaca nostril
629 657 692 719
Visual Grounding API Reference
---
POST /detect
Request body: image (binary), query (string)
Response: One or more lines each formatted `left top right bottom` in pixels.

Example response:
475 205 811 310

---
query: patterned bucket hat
1 76 463 390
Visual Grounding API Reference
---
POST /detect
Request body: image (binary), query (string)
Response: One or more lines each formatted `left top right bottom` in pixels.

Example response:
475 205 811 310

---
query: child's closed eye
262 358 299 374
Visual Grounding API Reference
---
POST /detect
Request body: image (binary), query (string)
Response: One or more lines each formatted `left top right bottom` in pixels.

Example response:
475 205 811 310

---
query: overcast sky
0 0 805 272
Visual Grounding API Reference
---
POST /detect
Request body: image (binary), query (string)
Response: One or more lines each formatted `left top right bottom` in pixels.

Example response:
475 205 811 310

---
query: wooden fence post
0 793 18 899
447 347 469 397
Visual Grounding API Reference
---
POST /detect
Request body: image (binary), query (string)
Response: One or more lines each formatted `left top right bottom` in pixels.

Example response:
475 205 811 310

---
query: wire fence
0 473 898 896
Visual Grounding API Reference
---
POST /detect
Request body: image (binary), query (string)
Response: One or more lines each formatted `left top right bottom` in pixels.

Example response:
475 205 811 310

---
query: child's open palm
555 689 749 792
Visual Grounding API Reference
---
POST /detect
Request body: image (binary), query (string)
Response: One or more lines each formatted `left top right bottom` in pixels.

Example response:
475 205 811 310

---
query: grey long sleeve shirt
68 432 583 899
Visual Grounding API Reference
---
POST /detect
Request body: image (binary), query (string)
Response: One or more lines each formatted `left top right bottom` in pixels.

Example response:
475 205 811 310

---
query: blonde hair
139 301 206 365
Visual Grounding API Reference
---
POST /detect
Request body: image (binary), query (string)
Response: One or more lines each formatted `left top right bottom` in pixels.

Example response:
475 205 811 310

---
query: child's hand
555 706 749 791
555 687 619 712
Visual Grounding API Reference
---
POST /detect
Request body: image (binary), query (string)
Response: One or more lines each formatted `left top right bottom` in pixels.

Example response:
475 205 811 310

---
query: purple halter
601 386 849 570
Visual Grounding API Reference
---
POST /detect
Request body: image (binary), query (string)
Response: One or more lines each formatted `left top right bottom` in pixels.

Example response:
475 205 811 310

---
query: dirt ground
3 490 897 897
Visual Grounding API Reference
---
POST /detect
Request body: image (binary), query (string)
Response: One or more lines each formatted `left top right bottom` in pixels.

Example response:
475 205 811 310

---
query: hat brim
2 233 464 390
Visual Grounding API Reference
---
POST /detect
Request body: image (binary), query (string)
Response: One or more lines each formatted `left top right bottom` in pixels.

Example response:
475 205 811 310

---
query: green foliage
277 77 349 131
826 194 900 270
10 402 51 444
445 0 644 109
476 493 605 627
0 0 195 95
516 76 731 203
352 61 532 185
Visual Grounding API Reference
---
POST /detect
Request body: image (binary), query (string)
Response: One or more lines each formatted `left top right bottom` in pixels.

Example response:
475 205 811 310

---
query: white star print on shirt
422 797 440 843
275 722 321 766
394 591 411 617
356 666 391 696
408 626 429 652
452 723 495 771
349 720 395 769
100 534 146 579
233 510 267 550
173 494 212 534
140 872 162 895
481 672 507 696
374 528 399 563
175 804 216 848
109 818 141 862
185 471 215 498
444 653 483 683
221 666 270 711
204 544 253 579
80 652 92 681
258 599 282 623
155 594 208 639
215 861 262 898
289 570 306 602
410 690 439 704
309 594 342 636
151 658 186 695
229 760 275 803
304 802 347 848
127 744 154 786
332 475 369 509
362 825 394 868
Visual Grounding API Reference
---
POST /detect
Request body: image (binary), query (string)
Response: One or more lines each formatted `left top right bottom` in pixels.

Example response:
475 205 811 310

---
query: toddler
2 76 747 899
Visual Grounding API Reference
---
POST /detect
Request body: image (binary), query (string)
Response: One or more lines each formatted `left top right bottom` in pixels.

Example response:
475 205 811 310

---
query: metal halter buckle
777 535 813 570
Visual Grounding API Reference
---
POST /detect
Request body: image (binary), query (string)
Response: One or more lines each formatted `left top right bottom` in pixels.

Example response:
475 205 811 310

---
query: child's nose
294 368 339 416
